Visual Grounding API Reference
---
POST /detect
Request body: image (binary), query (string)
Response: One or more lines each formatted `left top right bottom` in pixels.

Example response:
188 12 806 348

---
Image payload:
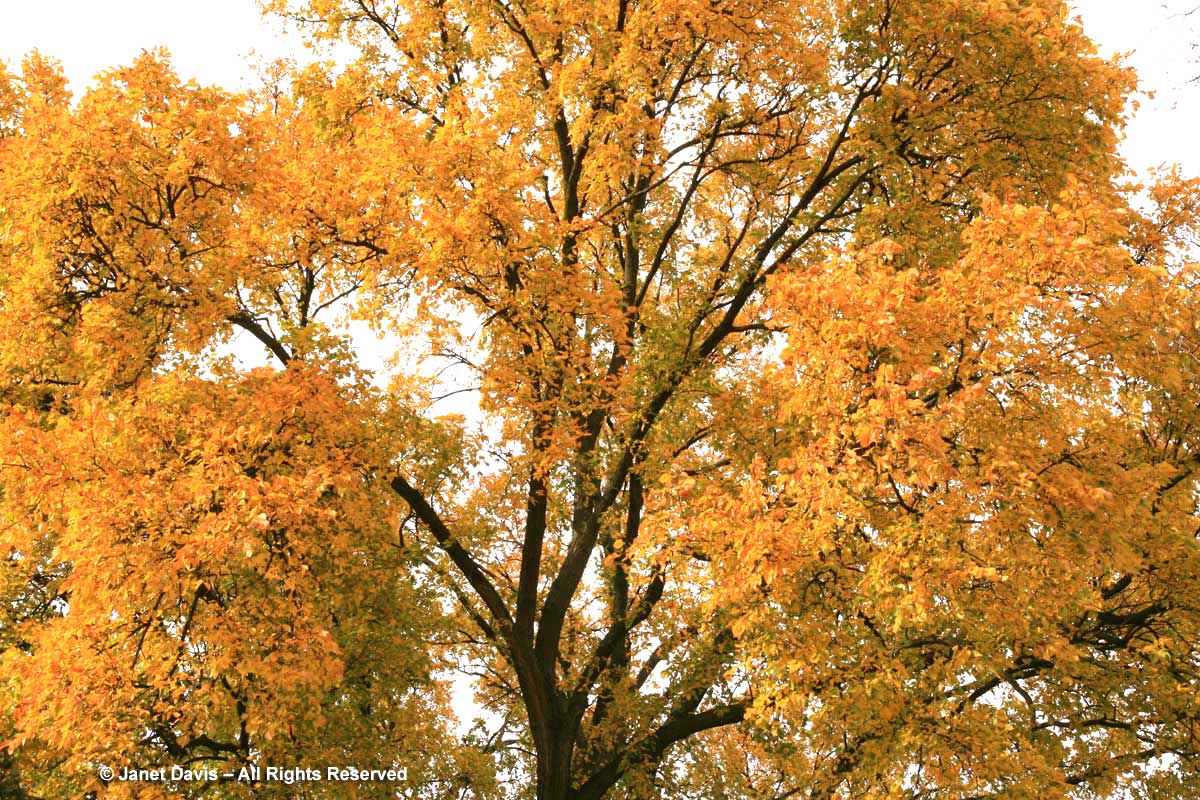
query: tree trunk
536 734 574 800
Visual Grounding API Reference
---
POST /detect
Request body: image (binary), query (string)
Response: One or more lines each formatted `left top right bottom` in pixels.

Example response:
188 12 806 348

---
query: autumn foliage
1 0 1199 798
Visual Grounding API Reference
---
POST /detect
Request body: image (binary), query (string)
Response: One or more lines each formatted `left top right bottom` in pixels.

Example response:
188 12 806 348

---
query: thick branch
575 701 747 800
228 312 291 366
389 475 514 636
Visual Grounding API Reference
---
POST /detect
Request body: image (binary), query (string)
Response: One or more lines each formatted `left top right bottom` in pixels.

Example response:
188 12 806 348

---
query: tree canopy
2 1 1199 798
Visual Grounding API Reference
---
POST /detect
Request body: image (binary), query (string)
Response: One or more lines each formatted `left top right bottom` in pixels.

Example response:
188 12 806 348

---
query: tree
1 0 1197 798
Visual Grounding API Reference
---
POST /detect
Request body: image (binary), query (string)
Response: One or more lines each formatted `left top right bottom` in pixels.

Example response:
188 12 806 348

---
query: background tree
1 1 1197 799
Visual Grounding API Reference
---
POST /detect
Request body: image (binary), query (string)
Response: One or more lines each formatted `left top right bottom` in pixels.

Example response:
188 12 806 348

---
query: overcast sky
0 1 1196 176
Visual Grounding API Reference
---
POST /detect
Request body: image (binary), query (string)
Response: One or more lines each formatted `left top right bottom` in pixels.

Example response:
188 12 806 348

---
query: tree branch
389 475 514 636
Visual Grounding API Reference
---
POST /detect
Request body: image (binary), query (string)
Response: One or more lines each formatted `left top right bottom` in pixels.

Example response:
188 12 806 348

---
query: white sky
1073 0 1200 176
0 1 1197 177
0 0 299 92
